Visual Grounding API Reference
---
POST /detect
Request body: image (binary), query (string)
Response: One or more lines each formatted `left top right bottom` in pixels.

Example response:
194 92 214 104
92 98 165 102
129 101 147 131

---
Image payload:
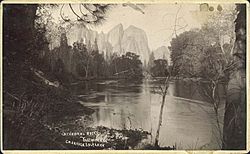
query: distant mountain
65 24 96 48
66 24 111 56
152 46 170 62
49 23 155 63
120 25 150 62
106 23 124 53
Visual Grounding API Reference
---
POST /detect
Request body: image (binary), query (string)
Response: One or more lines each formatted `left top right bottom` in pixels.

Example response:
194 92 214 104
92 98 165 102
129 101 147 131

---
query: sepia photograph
1 1 247 152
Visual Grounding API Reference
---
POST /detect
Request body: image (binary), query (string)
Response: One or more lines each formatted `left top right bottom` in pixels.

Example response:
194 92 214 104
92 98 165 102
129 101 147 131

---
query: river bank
3 67 224 150
3 69 168 150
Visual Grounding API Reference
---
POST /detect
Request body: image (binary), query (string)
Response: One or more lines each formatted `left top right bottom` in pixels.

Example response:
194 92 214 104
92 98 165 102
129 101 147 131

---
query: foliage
169 27 235 80
202 5 237 54
169 30 203 77
3 3 143 150
150 59 169 77
3 68 94 149
110 52 143 78
3 4 111 150
46 33 143 81
167 5 238 148
223 4 246 150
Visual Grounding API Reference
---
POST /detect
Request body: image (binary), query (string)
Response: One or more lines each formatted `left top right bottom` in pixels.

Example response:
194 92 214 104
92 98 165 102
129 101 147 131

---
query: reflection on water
70 79 226 150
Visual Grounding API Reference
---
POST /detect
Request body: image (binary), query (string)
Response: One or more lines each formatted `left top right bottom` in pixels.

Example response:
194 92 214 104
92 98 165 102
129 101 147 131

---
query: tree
111 52 143 78
169 30 206 77
150 59 169 77
72 41 90 78
202 5 237 55
3 4 53 149
3 4 38 78
222 4 246 150
167 4 239 148
197 43 235 148
91 42 106 78
153 58 174 147
152 5 187 147
148 52 155 70
2 3 146 149
168 28 239 149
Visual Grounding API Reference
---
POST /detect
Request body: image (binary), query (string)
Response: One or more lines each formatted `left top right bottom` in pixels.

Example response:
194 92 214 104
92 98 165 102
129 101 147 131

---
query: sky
91 4 202 50
47 3 235 50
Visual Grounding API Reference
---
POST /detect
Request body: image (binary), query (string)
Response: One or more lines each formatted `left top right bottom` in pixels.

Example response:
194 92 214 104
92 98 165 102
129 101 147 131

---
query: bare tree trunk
154 93 167 147
84 66 88 78
115 61 118 74
85 57 90 78
213 101 223 148
211 81 223 145
154 77 170 147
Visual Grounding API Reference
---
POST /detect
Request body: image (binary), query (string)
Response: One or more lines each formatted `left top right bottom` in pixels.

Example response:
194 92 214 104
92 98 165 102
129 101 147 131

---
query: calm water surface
69 79 226 150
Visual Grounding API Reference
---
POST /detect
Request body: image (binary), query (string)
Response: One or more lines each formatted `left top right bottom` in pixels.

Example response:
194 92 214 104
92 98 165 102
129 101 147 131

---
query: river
68 78 226 150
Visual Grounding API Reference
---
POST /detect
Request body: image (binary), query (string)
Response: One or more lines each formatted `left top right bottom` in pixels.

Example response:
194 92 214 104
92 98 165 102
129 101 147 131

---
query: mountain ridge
50 23 167 63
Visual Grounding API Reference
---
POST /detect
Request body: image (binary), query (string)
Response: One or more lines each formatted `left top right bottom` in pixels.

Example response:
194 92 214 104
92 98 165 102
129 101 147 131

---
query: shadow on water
55 78 226 150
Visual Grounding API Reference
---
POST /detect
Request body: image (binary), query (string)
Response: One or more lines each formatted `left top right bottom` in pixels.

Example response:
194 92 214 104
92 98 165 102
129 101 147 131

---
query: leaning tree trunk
222 4 246 150
154 93 167 147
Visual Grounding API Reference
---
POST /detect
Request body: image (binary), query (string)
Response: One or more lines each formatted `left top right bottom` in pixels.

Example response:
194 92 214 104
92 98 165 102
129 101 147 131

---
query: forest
42 32 143 84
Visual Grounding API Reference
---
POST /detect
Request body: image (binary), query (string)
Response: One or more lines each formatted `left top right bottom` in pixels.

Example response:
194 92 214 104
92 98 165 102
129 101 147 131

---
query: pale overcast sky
91 4 201 50
49 3 235 50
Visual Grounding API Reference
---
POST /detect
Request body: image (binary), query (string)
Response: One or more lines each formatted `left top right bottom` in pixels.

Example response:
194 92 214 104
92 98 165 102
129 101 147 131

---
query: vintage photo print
1 0 248 152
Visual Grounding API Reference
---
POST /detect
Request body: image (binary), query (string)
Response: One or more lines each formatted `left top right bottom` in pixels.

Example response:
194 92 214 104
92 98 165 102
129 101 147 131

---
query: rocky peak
121 25 150 62
153 46 170 62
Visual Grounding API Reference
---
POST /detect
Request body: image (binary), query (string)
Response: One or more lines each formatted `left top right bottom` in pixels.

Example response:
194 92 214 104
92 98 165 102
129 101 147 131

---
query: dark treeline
41 33 143 84
147 52 169 77
3 4 144 150
168 29 233 80
3 5 101 150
